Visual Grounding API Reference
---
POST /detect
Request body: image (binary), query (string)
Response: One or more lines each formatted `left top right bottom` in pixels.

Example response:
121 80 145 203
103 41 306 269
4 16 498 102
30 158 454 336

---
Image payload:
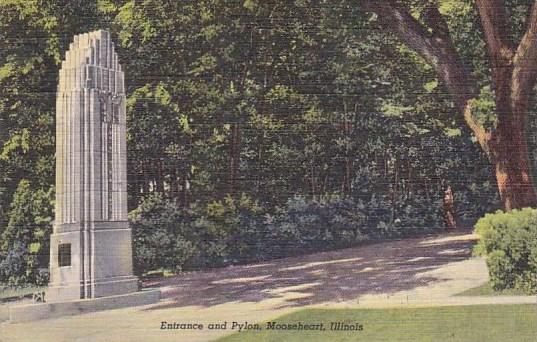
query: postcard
0 1 536 341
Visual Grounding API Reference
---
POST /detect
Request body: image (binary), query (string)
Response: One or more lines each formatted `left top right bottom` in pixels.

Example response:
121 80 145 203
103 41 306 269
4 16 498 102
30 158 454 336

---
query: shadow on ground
143 231 477 311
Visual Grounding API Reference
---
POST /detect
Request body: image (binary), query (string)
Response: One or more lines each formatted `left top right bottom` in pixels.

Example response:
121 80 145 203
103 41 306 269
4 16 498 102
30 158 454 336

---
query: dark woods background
3 0 524 286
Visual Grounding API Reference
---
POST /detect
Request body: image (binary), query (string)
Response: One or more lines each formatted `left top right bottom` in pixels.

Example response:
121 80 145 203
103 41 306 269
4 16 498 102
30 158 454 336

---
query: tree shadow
143 232 477 311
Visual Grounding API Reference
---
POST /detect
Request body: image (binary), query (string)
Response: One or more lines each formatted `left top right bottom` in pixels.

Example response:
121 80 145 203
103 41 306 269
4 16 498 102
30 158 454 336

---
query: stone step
6 289 160 323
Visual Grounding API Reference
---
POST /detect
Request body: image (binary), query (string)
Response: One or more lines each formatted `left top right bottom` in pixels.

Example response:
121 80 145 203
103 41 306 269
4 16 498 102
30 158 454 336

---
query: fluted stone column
48 30 138 301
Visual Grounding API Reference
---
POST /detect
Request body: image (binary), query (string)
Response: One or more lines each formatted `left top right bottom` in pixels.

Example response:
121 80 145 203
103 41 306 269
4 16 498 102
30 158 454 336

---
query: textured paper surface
1 2 536 341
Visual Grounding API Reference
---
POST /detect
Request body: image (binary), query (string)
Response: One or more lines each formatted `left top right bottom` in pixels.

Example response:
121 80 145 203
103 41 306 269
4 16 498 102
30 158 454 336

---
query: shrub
474 208 537 294
392 195 443 234
264 196 369 257
188 194 265 268
129 193 265 273
129 194 197 275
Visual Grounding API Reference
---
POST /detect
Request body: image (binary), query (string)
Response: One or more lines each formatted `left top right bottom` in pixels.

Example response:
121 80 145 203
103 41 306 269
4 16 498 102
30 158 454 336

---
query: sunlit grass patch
217 305 537 342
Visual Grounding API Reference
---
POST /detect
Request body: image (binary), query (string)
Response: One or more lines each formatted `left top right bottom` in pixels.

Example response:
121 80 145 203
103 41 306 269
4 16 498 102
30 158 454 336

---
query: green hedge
474 208 537 294
130 193 443 276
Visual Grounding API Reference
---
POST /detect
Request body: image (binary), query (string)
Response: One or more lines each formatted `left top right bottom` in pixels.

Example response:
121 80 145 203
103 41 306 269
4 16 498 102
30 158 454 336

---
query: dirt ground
1 232 535 342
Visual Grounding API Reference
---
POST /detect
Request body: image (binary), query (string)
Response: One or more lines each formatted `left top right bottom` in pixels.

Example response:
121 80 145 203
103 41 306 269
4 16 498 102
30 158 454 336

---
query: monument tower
48 30 138 301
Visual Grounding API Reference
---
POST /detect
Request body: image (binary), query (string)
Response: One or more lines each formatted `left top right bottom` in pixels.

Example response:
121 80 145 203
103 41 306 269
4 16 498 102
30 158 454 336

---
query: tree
362 0 537 210
0 179 53 285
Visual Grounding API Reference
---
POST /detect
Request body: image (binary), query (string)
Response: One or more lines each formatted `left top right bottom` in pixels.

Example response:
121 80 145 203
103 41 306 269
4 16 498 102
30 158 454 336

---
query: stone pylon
48 30 138 301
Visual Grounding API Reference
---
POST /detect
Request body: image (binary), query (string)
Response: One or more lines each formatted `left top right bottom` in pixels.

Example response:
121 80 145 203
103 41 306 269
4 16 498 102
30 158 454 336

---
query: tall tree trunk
310 163 316 200
491 106 537 209
142 160 150 194
182 175 189 208
156 159 164 193
363 0 537 210
343 158 352 194
129 161 140 209
228 122 241 195
476 0 537 209
342 101 352 194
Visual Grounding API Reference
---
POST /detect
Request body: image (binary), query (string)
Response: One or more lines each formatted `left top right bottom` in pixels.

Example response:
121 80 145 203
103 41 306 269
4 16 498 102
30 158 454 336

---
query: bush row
130 193 443 275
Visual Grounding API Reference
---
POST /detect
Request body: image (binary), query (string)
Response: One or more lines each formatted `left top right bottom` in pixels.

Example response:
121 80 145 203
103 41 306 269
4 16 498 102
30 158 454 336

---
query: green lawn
217 305 537 342
455 282 529 297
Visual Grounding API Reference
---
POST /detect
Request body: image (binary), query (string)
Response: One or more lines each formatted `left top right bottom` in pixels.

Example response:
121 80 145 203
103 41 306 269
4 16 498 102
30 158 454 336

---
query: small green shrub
265 196 369 257
188 194 265 268
474 208 537 294
129 194 197 275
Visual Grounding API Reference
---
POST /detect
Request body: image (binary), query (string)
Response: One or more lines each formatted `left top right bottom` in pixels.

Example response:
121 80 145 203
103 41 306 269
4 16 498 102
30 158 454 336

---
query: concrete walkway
1 232 535 342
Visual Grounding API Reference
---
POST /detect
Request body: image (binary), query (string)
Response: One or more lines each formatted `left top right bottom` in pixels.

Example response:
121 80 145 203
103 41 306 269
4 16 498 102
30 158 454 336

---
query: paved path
1 232 535 342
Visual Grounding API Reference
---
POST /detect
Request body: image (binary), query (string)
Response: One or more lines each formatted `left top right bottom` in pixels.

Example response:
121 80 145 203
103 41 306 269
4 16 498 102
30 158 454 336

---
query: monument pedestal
48 221 139 302
47 276 140 302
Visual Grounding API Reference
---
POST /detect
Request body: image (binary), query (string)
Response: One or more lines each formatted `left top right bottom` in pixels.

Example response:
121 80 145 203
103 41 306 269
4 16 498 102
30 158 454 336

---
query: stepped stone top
58 30 124 94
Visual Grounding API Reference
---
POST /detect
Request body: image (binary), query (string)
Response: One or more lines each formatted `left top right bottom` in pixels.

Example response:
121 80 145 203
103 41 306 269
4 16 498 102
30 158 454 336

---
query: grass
217 305 537 342
455 282 529 297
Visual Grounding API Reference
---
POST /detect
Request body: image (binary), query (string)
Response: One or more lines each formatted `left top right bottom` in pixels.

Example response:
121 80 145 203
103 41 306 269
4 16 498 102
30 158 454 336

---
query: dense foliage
131 193 446 275
0 0 512 285
474 208 537 294
0 180 52 286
